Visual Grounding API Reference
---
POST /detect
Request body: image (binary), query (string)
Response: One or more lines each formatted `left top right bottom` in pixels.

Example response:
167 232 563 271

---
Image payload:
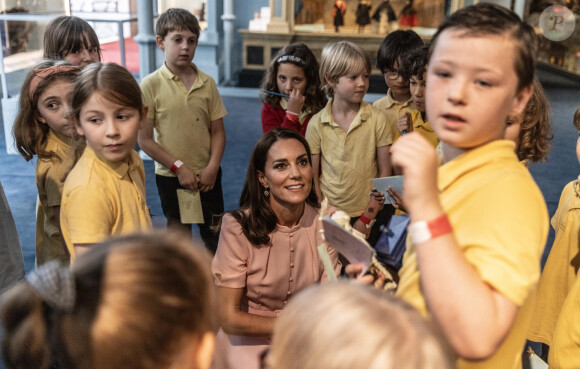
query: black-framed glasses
384 68 407 80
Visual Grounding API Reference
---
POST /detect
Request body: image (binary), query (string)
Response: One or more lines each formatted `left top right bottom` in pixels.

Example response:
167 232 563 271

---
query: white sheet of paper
322 217 374 275
372 175 404 204
177 189 204 224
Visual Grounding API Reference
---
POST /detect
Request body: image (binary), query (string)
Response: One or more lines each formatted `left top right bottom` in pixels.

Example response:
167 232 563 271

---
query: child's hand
391 132 441 220
176 165 200 191
199 164 219 192
286 89 306 115
397 112 412 134
369 188 385 206
386 186 407 213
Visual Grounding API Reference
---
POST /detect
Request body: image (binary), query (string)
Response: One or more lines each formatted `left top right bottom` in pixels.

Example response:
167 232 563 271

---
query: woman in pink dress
212 128 340 369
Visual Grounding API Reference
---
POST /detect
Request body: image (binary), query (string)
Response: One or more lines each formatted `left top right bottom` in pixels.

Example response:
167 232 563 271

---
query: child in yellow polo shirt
372 30 423 141
528 106 579 362
61 63 152 261
139 8 227 253
391 4 548 369
306 41 393 246
398 44 438 148
549 241 580 368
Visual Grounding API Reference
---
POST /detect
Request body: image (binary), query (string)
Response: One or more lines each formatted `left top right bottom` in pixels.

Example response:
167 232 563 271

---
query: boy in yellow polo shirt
139 8 227 253
306 41 393 246
399 44 438 148
391 4 548 369
372 30 423 142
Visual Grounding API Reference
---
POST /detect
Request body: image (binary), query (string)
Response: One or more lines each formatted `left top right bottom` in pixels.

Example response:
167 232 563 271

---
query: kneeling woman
212 128 341 369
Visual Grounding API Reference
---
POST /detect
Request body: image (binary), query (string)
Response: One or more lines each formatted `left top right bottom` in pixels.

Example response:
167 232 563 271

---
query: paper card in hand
177 189 204 224
371 175 404 204
322 216 375 275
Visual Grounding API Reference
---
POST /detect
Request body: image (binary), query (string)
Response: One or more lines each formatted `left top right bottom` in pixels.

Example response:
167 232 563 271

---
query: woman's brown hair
228 128 318 245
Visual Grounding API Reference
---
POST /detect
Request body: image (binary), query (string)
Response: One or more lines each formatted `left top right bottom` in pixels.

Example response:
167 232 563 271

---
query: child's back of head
267 282 455 369
156 8 200 39
0 232 216 369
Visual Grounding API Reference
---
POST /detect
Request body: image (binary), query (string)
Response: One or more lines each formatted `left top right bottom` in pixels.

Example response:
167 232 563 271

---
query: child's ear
509 83 533 118
155 35 165 51
73 118 84 136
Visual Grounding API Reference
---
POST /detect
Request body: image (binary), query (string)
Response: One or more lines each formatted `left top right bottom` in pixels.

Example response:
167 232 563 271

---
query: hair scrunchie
28 65 80 101
27 260 76 312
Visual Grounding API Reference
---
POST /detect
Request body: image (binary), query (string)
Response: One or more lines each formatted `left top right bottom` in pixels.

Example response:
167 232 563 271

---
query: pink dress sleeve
212 214 250 288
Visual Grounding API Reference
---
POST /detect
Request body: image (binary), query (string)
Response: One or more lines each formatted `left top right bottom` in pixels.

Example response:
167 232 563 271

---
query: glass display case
524 0 580 77
0 0 70 154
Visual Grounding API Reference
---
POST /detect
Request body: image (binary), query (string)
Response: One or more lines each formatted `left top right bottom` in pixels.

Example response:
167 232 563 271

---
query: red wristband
408 214 452 244
359 213 372 225
170 160 183 173
286 111 299 122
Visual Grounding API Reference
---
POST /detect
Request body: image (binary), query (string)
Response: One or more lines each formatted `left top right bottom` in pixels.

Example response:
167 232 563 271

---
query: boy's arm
138 117 199 191
199 118 226 192
391 132 518 360
376 145 392 177
311 153 322 201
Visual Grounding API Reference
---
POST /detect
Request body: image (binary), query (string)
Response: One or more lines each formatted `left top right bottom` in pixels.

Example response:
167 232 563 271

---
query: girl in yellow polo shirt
61 63 152 261
13 60 80 266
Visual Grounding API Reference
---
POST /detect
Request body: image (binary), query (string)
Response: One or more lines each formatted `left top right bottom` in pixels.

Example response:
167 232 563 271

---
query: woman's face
258 138 313 211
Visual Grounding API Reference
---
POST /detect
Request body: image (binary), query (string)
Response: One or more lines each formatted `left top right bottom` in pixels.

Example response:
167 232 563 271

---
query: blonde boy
139 9 227 253
391 4 548 368
306 41 392 244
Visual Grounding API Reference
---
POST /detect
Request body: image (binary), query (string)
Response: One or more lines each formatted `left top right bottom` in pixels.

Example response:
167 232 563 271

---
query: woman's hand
286 89 305 115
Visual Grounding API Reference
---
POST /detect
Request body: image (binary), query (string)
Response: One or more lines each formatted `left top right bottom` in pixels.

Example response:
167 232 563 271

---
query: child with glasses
373 30 423 143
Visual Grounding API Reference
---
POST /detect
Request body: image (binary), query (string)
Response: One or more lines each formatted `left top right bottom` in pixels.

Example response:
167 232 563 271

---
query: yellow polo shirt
141 62 227 176
528 180 580 346
396 140 549 369
372 89 415 141
306 99 393 217
61 146 152 261
408 110 439 148
549 273 580 369
35 130 74 265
